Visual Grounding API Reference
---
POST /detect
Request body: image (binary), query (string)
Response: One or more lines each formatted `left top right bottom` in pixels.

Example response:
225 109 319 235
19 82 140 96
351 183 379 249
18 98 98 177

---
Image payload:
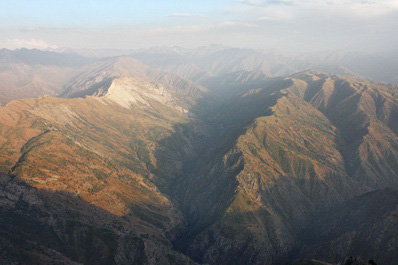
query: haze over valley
0 1 398 265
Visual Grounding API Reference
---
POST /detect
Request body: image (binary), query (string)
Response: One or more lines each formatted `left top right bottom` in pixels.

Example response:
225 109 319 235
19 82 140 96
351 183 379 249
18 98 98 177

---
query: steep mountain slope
61 56 211 114
0 49 89 106
0 173 194 265
298 188 398 265
0 66 397 265
168 71 398 264
0 58 209 264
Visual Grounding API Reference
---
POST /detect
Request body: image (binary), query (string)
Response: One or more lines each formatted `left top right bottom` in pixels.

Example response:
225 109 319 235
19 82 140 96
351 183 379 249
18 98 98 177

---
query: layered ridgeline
128 45 398 85
60 56 210 112
0 59 397 265
0 57 209 264
0 49 89 106
169 71 398 264
2 46 398 106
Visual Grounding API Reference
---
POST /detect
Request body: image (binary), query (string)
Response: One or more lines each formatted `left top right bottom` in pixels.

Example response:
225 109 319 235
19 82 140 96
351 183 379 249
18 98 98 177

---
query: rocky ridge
0 62 397 264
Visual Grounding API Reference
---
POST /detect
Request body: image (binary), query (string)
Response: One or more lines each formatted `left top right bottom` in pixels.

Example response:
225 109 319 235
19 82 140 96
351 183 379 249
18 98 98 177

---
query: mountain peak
60 56 151 98
290 69 331 78
61 56 208 113
98 56 149 77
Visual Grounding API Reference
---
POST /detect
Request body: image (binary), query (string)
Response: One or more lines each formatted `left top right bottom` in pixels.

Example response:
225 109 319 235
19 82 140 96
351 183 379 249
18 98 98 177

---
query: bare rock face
61 56 209 115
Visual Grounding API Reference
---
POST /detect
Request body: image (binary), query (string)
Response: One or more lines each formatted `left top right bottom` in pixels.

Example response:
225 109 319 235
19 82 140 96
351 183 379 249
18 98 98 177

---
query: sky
0 0 397 52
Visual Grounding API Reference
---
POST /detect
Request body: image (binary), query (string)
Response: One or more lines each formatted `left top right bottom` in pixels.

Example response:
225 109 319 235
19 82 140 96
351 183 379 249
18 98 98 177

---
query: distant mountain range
0 47 397 264
0 48 89 105
127 45 398 85
1 46 397 108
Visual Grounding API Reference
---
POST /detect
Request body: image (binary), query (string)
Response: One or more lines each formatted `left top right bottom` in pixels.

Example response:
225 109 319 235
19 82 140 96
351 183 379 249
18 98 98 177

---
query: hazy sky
0 0 397 52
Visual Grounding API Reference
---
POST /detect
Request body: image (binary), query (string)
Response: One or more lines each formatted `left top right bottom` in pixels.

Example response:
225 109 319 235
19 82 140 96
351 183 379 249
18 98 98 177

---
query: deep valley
0 47 397 265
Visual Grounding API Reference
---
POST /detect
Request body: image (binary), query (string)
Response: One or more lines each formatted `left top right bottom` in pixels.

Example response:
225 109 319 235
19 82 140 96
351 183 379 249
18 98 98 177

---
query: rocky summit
0 48 397 265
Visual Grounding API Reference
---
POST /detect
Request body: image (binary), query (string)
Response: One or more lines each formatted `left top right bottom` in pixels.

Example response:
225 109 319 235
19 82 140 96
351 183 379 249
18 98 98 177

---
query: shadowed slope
167 71 398 265
0 173 195 265
298 188 398 265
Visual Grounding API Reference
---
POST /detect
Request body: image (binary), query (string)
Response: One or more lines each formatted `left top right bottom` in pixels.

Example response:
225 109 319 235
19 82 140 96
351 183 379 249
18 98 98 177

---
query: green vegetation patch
218 192 257 239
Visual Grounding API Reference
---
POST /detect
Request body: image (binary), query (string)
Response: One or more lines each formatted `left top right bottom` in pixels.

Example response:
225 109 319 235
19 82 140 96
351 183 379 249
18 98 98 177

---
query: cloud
168 13 208 18
147 20 259 35
1 1 396 52
19 26 36 32
238 0 398 15
1 39 58 50
220 21 259 28
257 16 281 20
238 0 295 7
18 26 72 33
236 0 398 22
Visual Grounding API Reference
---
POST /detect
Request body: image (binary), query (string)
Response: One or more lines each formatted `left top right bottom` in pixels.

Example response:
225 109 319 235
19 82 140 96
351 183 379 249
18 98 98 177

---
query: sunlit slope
0 68 397 264
61 56 210 113
0 74 201 264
